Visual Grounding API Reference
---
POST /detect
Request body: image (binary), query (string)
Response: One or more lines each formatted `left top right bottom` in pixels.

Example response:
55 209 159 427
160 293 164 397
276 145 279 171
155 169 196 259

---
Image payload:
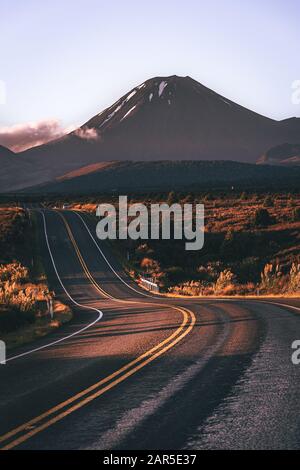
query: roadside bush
0 263 28 284
214 269 236 294
169 280 213 296
140 257 160 274
260 263 282 292
197 262 222 282
289 263 300 293
0 262 52 332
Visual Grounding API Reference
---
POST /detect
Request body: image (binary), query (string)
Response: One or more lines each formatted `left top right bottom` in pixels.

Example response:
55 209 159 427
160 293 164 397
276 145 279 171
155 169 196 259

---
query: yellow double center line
0 211 195 450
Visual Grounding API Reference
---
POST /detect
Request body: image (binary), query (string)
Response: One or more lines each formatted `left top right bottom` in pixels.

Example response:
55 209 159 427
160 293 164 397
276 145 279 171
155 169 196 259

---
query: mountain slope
3 75 300 191
26 161 300 194
0 144 14 157
0 145 35 191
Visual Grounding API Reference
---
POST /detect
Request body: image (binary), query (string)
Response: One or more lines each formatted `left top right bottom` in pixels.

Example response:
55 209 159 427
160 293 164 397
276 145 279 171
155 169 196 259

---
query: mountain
26 161 300 194
0 145 35 191
257 143 300 166
2 75 300 192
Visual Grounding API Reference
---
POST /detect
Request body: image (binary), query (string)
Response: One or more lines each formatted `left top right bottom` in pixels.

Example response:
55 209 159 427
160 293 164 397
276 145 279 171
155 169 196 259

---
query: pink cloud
0 119 77 152
73 126 99 141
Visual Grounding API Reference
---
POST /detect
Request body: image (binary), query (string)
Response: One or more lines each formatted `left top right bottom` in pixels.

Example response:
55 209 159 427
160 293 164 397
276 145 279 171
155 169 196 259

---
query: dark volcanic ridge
21 160 300 194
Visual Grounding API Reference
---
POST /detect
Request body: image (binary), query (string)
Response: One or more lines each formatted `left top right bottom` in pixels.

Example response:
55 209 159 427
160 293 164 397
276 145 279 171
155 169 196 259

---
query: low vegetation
68 191 300 297
0 207 72 348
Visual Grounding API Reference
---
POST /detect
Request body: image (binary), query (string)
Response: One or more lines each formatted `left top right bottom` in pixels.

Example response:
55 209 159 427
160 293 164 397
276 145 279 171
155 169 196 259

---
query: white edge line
216 297 300 313
6 210 103 363
74 211 157 299
256 300 300 313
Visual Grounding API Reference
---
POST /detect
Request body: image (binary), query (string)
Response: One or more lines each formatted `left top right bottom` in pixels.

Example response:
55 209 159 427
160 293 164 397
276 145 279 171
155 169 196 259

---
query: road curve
0 209 300 450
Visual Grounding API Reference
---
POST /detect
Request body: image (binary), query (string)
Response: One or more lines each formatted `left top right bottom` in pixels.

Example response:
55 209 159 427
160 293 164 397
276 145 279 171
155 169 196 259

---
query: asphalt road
1 209 300 450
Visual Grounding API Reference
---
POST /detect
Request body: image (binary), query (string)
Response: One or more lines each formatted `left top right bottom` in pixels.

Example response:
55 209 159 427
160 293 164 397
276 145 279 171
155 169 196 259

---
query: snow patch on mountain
121 105 137 121
158 81 168 97
99 104 123 128
125 90 137 102
98 90 138 128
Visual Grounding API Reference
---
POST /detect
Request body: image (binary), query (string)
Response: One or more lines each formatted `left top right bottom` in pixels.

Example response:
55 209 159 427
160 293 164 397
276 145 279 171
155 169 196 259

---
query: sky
0 0 299 150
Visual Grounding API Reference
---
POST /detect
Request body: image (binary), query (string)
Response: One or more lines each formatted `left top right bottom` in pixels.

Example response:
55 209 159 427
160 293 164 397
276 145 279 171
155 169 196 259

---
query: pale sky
0 0 299 149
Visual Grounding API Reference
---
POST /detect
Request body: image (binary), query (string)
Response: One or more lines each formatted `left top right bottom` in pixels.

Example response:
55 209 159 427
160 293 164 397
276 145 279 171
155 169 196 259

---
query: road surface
1 209 300 450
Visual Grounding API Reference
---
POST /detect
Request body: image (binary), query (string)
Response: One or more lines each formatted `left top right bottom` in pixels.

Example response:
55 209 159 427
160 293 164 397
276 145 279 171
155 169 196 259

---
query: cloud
0 119 77 152
73 126 99 141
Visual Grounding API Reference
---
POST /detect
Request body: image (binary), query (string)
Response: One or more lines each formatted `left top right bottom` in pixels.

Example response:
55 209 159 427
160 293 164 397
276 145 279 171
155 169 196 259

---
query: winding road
1 209 300 450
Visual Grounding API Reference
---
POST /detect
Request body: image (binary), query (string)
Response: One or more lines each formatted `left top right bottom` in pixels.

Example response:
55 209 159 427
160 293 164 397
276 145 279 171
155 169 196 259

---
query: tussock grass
0 206 72 347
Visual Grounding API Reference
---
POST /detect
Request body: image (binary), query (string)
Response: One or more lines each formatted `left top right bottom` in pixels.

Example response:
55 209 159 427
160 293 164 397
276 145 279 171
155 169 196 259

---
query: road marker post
0 340 6 365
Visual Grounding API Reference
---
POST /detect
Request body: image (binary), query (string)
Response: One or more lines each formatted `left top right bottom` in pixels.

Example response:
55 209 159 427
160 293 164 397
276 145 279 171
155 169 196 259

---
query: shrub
140 257 160 273
260 263 282 292
214 269 236 294
0 262 52 331
197 262 222 282
0 263 28 283
293 207 300 222
289 263 300 293
263 195 274 207
253 208 274 227
168 280 213 296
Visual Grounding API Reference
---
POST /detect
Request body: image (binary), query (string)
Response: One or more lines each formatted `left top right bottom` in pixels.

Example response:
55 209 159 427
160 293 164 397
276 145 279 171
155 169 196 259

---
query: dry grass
50 193 300 297
0 206 73 345
2 300 72 350
203 194 300 233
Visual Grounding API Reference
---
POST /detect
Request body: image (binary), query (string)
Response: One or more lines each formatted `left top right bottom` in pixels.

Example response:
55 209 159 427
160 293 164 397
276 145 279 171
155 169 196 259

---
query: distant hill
0 144 14 158
0 145 35 191
24 161 300 194
1 74 298 192
257 143 300 166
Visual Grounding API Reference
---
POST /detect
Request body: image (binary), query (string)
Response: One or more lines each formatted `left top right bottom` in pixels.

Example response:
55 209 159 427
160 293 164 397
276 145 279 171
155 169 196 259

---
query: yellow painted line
0 211 196 450
0 309 189 444
1 308 195 450
58 211 114 300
